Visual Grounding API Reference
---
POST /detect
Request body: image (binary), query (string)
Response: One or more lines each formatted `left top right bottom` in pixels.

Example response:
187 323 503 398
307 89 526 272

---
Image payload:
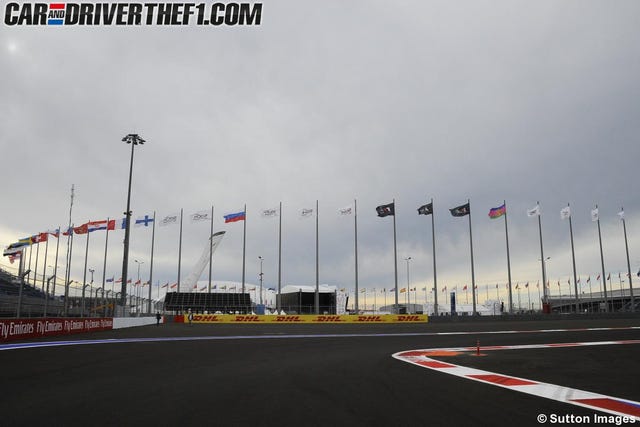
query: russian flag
224 211 246 223
488 204 506 219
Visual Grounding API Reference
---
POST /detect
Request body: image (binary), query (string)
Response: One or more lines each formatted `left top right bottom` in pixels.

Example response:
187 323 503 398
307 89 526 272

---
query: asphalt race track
1 317 639 427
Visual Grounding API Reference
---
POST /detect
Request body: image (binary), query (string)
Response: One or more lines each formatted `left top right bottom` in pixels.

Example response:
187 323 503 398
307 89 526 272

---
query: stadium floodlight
120 133 146 316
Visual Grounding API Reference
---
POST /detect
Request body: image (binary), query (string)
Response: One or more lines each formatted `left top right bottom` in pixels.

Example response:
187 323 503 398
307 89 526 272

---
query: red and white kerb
393 340 640 420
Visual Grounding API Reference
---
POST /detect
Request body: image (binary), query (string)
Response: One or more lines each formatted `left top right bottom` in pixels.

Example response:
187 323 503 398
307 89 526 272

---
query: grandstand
546 289 640 313
163 291 252 314
0 267 64 317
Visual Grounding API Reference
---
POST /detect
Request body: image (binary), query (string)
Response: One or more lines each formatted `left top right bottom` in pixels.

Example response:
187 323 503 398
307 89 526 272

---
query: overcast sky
1 0 639 304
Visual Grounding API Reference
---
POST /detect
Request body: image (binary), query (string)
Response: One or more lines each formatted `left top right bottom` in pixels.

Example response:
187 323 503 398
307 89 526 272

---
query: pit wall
176 314 428 323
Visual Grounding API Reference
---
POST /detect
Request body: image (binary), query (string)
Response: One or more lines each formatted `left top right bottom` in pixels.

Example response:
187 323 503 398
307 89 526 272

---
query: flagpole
27 244 33 285
102 218 110 317
52 226 61 297
595 205 608 312
34 238 41 289
468 199 477 315
208 206 214 293
392 199 399 311
536 201 548 305
43 241 52 316
620 207 634 312
81 227 90 317
64 225 74 317
277 202 282 313
16 249 26 317
566 204 579 313
431 198 438 316
315 199 319 315
148 211 156 314
354 199 359 313
242 203 247 298
504 200 513 314
178 208 183 292
41 233 49 293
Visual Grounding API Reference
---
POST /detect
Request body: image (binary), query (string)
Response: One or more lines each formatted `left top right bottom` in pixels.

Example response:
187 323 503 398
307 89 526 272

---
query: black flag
450 203 470 217
376 203 395 217
418 203 433 216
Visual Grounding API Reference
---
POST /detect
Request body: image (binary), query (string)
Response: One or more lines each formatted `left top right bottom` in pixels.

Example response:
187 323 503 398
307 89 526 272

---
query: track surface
1 318 639 427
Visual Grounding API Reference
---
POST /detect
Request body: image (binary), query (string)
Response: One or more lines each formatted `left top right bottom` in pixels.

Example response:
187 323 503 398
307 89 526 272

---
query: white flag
591 208 599 222
190 210 210 223
338 206 353 215
261 208 278 218
618 209 625 220
300 208 314 218
560 206 571 220
527 204 541 217
159 212 180 227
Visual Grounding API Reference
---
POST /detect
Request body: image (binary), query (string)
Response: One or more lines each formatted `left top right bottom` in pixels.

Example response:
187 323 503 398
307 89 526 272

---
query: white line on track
1 325 638 352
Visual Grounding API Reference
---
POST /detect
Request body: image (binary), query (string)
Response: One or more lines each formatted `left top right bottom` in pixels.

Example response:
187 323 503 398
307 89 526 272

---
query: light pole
120 133 145 316
48 265 59 296
81 284 90 317
404 257 411 314
17 269 31 318
44 275 55 317
105 290 112 317
258 256 264 306
89 268 95 315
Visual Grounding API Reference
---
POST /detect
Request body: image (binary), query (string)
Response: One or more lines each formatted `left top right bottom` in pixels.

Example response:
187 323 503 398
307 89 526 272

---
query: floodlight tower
120 133 145 315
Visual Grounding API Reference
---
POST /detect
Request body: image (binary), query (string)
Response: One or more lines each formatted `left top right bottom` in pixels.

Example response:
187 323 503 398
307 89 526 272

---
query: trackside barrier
0 317 114 342
176 314 428 324
113 317 159 329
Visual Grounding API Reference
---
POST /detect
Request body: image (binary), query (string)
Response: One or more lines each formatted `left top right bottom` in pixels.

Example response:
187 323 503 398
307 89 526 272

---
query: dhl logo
313 316 344 322
275 316 302 322
234 315 262 322
193 315 220 322
396 315 422 322
357 316 384 322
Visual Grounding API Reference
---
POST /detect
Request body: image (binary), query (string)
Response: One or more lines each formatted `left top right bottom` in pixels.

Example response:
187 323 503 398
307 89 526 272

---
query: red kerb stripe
467 374 537 386
417 360 456 369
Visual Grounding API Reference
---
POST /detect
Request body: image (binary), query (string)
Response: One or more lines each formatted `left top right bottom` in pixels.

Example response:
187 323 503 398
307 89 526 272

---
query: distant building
277 285 338 314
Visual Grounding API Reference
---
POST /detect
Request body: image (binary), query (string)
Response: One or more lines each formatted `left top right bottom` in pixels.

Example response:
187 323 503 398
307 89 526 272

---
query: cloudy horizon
2 0 639 306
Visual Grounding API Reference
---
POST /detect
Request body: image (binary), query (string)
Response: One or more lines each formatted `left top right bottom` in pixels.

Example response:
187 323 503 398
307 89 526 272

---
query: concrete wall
113 316 159 329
